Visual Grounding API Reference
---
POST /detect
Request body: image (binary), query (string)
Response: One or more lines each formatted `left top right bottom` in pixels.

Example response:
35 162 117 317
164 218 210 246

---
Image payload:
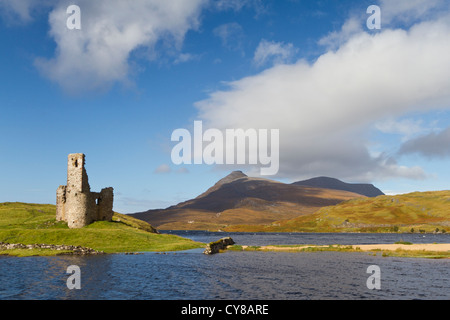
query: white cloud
213 0 266 15
195 15 450 182
318 17 363 50
0 0 51 24
154 164 190 175
399 127 450 159
318 0 447 49
154 164 172 174
176 167 190 174
213 22 244 51
33 0 208 93
174 53 198 65
253 39 298 67
380 0 446 25
214 0 249 11
375 118 430 142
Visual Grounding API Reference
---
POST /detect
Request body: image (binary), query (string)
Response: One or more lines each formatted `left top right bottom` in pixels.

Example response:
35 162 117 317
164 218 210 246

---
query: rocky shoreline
0 242 105 255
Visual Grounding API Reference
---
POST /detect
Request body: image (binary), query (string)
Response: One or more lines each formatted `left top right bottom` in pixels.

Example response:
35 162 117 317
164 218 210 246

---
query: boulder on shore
203 237 235 255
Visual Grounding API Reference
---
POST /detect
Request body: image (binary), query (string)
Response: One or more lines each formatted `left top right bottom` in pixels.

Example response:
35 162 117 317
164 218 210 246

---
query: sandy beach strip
350 243 450 252
254 243 450 252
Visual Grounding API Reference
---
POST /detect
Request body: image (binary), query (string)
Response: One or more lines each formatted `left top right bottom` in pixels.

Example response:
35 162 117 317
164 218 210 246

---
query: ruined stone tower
56 153 114 229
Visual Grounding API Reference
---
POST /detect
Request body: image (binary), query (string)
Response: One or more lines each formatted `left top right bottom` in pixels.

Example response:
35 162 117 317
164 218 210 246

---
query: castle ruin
56 153 114 229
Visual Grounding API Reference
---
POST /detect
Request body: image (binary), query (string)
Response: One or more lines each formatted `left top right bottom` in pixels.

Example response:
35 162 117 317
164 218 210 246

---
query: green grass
227 190 450 233
377 249 450 259
1 248 74 257
0 202 204 256
394 241 413 245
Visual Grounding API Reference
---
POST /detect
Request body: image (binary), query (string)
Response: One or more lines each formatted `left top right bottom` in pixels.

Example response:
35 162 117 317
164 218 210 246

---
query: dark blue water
163 230 450 246
1 232 449 300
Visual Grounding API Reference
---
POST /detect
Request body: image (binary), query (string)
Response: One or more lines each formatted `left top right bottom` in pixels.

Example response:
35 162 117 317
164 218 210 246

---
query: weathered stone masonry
56 153 114 229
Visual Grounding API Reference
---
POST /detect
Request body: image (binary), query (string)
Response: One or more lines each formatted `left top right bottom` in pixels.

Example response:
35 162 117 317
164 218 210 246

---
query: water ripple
1 232 449 300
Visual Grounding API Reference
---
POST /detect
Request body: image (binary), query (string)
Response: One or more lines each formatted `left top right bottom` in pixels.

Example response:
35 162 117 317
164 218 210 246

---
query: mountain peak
212 170 248 189
220 171 248 183
194 171 248 200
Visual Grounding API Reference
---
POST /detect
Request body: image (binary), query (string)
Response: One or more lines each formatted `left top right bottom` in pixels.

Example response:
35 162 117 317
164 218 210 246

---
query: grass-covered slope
226 191 450 233
0 202 203 256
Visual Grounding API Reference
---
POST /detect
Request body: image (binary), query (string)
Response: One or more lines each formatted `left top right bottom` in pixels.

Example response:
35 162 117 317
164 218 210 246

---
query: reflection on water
0 232 449 300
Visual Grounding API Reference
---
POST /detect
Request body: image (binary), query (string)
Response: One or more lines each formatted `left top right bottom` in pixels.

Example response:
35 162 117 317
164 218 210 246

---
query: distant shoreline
256 243 450 252
231 243 450 259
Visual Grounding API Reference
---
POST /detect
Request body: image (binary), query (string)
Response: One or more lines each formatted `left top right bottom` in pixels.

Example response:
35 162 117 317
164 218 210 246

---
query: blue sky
1 0 449 213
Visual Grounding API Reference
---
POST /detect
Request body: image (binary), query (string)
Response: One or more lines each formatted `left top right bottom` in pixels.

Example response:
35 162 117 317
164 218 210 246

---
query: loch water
0 232 449 300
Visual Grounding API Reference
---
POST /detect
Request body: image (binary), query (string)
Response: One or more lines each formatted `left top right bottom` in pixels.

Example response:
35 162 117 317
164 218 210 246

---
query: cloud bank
31 0 208 93
380 0 447 25
0 0 42 23
399 127 450 159
1 0 269 93
2 0 449 184
196 14 450 182
253 39 298 67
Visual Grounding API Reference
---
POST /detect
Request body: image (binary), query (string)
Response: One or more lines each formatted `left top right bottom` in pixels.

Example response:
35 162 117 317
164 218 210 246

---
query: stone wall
96 187 114 221
56 185 67 221
56 154 114 229
0 242 104 255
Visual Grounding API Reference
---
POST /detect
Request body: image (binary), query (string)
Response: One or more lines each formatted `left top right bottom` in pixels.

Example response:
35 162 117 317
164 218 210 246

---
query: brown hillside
131 171 364 230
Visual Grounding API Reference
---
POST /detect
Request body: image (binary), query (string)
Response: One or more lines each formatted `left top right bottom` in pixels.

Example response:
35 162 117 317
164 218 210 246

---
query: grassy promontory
0 202 204 257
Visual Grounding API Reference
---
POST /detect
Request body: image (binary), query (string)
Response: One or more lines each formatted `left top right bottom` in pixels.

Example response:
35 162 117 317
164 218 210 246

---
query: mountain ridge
292 176 384 198
131 171 369 230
